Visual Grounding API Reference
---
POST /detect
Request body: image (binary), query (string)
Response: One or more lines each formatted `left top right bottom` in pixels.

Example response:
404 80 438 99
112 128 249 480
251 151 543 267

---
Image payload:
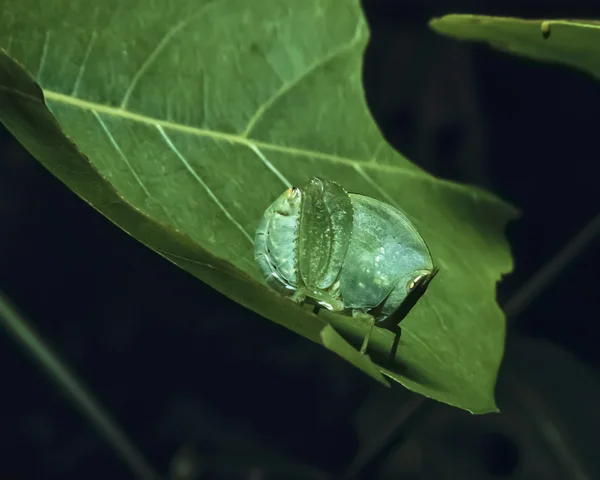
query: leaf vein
0 84 41 103
5 35 13 54
71 31 98 98
401 326 446 366
429 301 449 333
155 124 254 244
37 31 50 80
240 16 366 138
92 111 154 198
369 142 385 163
120 19 189 109
248 144 291 188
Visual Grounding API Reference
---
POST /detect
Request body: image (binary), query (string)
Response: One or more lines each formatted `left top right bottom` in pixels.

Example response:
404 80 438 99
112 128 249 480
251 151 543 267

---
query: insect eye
408 274 427 291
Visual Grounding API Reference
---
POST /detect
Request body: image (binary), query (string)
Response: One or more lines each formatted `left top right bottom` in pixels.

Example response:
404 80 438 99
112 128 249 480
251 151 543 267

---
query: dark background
1 1 599 479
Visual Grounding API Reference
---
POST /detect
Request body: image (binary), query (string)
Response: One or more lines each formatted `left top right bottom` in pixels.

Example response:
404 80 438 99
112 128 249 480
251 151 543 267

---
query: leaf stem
0 290 162 480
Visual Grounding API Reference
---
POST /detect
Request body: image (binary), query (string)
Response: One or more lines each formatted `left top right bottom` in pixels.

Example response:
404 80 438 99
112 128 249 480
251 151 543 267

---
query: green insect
254 177 437 355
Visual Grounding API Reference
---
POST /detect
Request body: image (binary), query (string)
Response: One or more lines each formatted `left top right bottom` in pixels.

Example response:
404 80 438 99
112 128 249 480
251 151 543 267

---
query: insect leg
290 290 307 304
352 310 376 355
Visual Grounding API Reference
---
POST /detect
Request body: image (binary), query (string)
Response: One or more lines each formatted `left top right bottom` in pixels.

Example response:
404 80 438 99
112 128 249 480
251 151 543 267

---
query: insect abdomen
254 191 302 292
265 210 298 285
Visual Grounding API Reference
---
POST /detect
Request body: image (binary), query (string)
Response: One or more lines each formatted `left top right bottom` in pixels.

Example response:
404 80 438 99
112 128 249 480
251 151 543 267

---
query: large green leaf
430 15 600 80
0 0 517 413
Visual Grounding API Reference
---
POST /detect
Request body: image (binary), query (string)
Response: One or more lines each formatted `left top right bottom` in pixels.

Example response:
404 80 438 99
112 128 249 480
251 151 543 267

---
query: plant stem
0 290 162 480
504 212 600 321
510 376 590 480
342 395 429 479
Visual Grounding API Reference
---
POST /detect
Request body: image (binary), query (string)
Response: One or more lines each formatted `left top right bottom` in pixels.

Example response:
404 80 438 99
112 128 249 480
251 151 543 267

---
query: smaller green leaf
429 15 600 81
320 324 390 387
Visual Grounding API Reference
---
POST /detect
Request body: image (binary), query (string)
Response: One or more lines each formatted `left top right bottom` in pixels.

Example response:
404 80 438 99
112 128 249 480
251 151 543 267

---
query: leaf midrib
20 88 497 202
0 78 503 202
42 89 407 172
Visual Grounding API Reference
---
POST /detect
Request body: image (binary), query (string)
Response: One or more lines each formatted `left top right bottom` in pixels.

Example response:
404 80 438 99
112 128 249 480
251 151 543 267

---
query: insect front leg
352 310 377 355
290 290 307 304
291 286 344 312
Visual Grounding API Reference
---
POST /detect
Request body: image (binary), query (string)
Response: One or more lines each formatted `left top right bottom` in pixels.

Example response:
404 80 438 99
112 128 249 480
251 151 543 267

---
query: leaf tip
468 398 501 415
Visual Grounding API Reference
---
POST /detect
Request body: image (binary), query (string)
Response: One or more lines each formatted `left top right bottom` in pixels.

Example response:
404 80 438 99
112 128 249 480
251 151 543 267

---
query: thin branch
342 395 428 479
0 290 162 480
504 212 600 321
511 376 591 480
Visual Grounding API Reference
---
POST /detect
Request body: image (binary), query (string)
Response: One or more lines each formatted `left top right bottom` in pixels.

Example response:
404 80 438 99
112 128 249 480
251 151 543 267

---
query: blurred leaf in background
430 15 600 80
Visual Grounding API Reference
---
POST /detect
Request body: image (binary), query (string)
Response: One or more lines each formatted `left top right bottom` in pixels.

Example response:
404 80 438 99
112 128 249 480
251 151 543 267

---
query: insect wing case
297 178 353 290
339 194 434 311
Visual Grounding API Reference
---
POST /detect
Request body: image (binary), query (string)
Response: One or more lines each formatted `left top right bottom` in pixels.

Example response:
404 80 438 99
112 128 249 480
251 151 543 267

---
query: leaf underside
0 0 518 413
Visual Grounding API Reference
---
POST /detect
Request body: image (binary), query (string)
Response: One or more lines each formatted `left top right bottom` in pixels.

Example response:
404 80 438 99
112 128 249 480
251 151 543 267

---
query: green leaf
0 0 517 413
429 15 600 80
